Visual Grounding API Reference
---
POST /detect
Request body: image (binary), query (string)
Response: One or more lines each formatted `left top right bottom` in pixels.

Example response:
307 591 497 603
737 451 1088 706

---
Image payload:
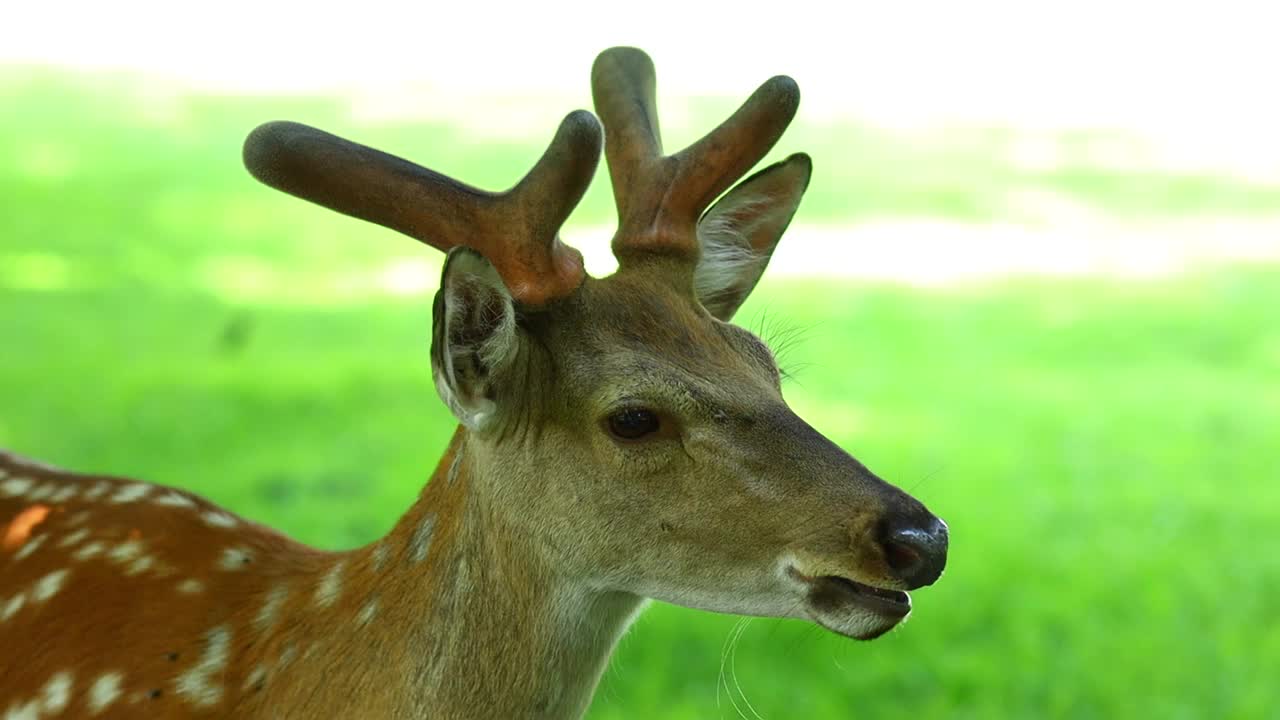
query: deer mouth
814 575 911 617
786 567 911 639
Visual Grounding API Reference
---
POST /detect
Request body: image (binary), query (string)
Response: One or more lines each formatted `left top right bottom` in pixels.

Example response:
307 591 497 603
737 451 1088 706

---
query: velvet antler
242 110 602 306
591 47 800 261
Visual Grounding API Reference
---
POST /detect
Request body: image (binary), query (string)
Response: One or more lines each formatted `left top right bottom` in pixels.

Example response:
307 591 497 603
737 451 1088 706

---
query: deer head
243 47 947 646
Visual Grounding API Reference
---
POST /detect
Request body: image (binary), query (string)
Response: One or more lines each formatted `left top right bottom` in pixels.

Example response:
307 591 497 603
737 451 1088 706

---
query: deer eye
607 408 661 441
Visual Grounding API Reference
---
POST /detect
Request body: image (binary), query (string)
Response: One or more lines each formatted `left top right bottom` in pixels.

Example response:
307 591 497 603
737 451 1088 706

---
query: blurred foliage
2 68 1279 718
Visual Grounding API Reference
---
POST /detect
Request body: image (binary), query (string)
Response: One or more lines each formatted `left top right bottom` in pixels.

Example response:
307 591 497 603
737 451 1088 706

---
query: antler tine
506 109 602 303
243 121 496 250
591 47 800 261
590 47 664 214
668 76 799 223
242 112 603 306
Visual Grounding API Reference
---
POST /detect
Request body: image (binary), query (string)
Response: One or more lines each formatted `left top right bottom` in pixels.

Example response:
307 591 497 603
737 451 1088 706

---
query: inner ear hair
692 153 811 321
432 249 519 429
694 192 773 308
444 274 517 371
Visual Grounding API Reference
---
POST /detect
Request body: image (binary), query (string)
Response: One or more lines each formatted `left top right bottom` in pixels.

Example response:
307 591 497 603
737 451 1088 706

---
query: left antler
242 110 602 306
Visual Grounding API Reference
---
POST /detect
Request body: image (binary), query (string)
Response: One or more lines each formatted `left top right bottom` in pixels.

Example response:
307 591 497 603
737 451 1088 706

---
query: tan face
455 262 949 641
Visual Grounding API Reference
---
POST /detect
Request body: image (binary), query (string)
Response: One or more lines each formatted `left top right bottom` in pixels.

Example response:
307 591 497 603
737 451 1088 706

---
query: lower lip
822 576 911 616
788 566 911 617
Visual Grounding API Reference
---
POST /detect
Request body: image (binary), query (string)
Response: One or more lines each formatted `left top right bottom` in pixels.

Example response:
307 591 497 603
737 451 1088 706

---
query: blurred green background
2 54 1278 720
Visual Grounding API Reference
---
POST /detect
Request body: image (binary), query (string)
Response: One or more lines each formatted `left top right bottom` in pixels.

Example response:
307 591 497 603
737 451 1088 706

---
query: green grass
2 68 1279 718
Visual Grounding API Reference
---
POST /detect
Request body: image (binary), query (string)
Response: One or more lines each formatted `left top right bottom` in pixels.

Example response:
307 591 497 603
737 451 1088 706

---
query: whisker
744 305 821 383
730 619 764 720
905 463 946 494
718 618 754 720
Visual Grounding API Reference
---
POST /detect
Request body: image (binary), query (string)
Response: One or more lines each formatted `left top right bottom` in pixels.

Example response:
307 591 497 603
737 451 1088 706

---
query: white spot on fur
32 569 69 602
13 535 47 561
57 528 90 549
82 481 111 501
218 546 254 571
48 485 78 503
126 555 155 576
25 483 56 502
40 671 73 713
201 511 237 529
177 579 205 594
255 585 288 631
277 643 298 669
108 540 144 564
0 476 33 497
66 511 92 526
88 672 123 714
175 625 230 708
73 541 105 561
370 543 389 571
154 491 196 508
1 593 26 621
109 483 150 504
3 699 38 720
447 452 462 485
242 664 267 692
410 514 437 564
454 557 472 595
315 561 345 608
356 596 378 627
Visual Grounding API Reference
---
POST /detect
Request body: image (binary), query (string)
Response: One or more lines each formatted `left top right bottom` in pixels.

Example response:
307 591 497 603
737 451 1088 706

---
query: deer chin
785 566 911 640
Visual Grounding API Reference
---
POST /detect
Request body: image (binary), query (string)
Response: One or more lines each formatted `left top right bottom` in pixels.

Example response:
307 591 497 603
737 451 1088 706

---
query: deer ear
693 153 811 321
431 248 520 429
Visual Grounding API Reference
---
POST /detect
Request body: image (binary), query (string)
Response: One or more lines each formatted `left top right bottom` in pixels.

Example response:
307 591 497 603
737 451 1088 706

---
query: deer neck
300 428 645 720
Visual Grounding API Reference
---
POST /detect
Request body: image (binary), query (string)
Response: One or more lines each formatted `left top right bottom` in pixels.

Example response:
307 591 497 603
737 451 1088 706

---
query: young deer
0 48 947 719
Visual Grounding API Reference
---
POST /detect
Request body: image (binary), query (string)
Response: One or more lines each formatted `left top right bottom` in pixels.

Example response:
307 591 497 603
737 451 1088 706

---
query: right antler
591 47 800 261
242 110 602 306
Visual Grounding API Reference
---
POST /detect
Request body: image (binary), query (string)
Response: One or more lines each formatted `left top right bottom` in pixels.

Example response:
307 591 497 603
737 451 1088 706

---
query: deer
0 47 948 719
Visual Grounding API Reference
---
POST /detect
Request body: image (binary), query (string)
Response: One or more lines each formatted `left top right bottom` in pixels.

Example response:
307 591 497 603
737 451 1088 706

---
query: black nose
878 513 948 589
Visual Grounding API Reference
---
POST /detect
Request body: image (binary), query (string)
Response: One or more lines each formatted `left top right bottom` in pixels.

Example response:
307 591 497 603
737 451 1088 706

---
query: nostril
883 537 923 574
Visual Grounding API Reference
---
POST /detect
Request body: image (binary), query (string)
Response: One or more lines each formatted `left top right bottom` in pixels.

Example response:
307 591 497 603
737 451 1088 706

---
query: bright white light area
4 1 1278 136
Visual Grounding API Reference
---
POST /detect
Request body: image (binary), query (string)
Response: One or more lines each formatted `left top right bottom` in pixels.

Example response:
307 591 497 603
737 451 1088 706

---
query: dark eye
607 408 660 441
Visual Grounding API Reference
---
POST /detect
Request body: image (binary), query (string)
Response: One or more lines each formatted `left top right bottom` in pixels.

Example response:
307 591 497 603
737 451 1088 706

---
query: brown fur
1 47 947 720
1 262 939 718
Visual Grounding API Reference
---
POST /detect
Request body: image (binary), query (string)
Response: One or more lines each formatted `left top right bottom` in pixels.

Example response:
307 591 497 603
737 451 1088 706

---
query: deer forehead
572 271 713 340
550 281 774 389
